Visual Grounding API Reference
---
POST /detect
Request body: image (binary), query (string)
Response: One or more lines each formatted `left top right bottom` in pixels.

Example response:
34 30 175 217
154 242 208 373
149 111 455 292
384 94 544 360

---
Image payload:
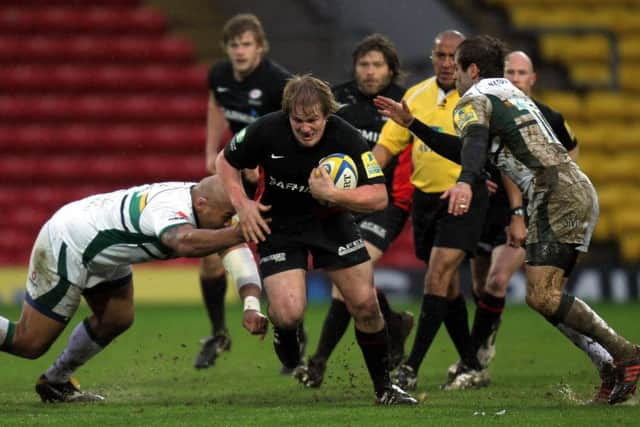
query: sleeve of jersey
408 119 462 164
377 114 412 156
552 113 578 152
454 96 491 185
207 63 220 92
346 130 386 186
143 194 193 239
223 123 261 170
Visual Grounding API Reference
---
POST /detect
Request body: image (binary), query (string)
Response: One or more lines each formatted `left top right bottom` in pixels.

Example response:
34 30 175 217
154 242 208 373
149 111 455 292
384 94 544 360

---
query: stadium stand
485 0 640 262
0 0 207 264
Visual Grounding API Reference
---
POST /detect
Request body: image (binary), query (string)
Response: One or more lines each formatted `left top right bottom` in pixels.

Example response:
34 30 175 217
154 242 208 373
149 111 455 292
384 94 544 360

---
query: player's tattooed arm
160 223 244 258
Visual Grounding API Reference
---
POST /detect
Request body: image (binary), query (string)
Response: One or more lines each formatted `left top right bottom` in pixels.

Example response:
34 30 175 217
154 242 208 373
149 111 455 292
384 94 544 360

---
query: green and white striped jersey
49 182 197 267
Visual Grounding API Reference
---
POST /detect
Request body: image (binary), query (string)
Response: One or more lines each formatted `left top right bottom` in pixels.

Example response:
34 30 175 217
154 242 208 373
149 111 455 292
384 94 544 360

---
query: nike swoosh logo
271 154 285 159
217 87 229 93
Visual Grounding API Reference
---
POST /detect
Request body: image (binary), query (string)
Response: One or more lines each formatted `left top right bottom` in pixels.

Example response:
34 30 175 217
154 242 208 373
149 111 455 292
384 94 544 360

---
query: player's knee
525 288 560 317
268 305 303 329
348 296 379 325
486 270 510 295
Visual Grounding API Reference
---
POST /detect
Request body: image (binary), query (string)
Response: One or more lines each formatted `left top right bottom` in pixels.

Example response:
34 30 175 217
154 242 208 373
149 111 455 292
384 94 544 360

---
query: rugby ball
318 153 358 190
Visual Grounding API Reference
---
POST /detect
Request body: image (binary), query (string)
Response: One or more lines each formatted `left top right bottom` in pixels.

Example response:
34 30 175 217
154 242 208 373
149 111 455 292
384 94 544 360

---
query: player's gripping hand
243 310 269 338
236 198 271 243
309 166 336 205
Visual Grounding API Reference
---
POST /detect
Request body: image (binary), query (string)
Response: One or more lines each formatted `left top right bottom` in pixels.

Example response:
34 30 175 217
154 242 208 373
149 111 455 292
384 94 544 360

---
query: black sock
355 327 390 397
444 294 480 370
273 326 302 369
313 298 351 361
200 276 228 335
471 292 505 349
375 288 394 319
406 294 448 373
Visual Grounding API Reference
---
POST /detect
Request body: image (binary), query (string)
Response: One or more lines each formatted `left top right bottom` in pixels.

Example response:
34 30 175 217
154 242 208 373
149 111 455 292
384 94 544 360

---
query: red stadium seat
0 155 205 184
0 95 206 123
0 65 207 94
2 0 140 6
0 124 204 152
0 7 166 35
0 36 194 65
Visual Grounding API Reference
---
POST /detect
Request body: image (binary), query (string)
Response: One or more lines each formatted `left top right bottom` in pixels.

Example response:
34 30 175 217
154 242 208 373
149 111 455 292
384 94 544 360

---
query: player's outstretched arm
160 224 244 258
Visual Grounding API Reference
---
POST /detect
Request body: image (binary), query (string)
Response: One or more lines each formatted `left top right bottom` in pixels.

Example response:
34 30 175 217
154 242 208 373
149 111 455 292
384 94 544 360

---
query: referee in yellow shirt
373 30 489 391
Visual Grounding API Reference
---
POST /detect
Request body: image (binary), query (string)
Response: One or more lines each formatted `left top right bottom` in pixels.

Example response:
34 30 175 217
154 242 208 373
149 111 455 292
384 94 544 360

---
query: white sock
0 316 11 348
557 322 614 372
45 321 104 383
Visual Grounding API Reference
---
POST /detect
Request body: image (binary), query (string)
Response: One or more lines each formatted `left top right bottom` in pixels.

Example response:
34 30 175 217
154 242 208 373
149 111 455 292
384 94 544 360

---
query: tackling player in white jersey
0 175 267 402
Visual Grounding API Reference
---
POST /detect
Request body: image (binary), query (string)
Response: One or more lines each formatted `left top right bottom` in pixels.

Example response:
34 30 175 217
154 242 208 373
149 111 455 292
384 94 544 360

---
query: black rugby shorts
412 183 489 262
257 212 370 278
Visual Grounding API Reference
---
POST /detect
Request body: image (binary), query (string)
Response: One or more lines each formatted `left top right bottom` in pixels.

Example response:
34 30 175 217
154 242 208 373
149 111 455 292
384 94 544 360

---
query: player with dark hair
0 176 268 402
427 34 638 405
195 13 300 370
293 34 414 389
216 74 417 405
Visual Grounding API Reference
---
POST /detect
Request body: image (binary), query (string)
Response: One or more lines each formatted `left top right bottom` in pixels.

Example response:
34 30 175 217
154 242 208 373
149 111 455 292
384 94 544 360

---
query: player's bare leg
37 281 134 403
264 269 307 371
329 260 416 404
526 264 640 404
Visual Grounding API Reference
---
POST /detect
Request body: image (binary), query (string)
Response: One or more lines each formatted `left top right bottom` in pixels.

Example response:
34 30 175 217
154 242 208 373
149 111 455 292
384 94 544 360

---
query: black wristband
510 207 525 216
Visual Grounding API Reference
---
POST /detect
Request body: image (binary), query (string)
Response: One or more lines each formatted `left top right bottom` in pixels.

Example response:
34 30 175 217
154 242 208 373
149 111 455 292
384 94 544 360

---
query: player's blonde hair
281 74 340 116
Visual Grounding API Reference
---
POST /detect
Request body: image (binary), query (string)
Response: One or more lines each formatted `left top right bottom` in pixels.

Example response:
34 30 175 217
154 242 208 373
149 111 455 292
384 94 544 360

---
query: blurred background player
294 34 414 389
195 13 298 370
0 176 268 403
373 30 490 391
217 74 417 405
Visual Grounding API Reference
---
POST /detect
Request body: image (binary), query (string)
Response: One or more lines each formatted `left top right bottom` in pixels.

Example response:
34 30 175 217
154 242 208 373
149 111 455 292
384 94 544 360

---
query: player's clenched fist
243 310 269 337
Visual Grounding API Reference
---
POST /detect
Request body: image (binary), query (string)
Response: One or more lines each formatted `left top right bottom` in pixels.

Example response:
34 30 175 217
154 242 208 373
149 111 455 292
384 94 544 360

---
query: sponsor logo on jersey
360 221 387 239
248 89 263 107
270 154 285 159
260 252 286 264
359 129 380 143
223 108 258 125
249 88 263 99
454 104 479 130
229 127 247 151
338 238 365 256
361 151 383 178
268 176 309 193
216 86 230 93
169 211 190 221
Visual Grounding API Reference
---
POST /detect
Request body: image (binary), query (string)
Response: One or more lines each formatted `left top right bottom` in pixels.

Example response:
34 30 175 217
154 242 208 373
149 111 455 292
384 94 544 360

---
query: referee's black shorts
412 182 489 262
257 212 370 278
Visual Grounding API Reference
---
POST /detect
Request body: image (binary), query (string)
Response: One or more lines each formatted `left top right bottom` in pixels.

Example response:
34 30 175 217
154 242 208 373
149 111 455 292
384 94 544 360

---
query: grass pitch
0 301 639 426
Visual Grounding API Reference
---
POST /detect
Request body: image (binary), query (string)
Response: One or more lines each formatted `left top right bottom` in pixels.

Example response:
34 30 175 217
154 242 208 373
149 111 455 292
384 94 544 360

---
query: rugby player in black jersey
293 34 415 389
195 14 300 370
217 74 417 405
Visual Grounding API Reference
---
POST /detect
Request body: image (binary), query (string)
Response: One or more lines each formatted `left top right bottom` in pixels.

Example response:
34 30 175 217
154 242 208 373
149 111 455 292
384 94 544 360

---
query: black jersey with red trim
223 111 386 220
208 58 291 135
332 80 412 211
